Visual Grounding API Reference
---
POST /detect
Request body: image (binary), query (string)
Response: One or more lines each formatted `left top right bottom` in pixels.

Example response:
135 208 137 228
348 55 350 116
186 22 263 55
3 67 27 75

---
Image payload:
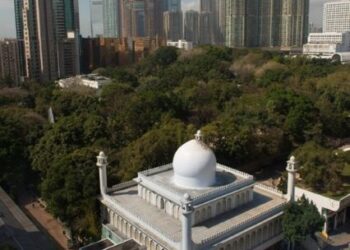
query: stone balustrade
217 164 254 180
104 196 179 247
198 202 286 248
139 164 173 176
254 183 284 198
108 180 137 193
192 178 255 205
138 175 184 204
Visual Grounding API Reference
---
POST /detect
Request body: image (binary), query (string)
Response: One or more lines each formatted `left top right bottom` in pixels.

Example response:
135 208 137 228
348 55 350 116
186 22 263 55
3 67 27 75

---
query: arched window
201 208 206 221
160 198 165 209
216 202 222 215
195 211 200 223
207 206 212 219
252 231 256 248
239 238 244 250
246 234 250 249
227 198 232 210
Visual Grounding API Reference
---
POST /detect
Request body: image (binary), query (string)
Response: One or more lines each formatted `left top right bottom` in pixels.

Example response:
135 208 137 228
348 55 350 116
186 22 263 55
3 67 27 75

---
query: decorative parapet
217 164 254 180
139 164 173 176
136 174 184 204
254 183 284 198
108 180 137 193
103 196 180 248
294 187 350 212
198 202 286 248
192 178 255 205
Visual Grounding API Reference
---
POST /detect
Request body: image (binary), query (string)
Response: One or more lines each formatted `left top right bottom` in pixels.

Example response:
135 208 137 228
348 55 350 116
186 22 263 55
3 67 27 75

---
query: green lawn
298 164 350 200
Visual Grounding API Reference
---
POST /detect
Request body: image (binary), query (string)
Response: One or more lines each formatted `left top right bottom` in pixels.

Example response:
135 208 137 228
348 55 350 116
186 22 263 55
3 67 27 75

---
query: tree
282 196 324 250
294 142 346 193
115 118 193 181
41 147 100 243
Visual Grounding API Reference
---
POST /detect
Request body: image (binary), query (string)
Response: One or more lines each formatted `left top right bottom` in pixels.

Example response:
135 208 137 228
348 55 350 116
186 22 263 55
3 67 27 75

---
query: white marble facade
97 131 294 250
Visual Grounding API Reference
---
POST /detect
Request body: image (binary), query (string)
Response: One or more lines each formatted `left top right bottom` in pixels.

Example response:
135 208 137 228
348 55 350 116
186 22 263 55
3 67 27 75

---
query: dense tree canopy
1 46 349 243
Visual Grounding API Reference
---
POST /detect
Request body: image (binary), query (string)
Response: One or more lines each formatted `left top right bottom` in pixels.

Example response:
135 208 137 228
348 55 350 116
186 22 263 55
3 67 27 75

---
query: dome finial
195 130 203 141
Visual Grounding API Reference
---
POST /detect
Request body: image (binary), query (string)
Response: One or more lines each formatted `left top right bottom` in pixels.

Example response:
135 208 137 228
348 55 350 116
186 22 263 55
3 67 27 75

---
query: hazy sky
0 0 327 38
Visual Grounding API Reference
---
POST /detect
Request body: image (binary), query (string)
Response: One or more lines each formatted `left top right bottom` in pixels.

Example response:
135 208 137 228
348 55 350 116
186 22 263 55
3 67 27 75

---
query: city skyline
0 0 331 38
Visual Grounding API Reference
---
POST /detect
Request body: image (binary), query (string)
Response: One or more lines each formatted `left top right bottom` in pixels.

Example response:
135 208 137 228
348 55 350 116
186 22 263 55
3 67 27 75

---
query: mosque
82 131 297 250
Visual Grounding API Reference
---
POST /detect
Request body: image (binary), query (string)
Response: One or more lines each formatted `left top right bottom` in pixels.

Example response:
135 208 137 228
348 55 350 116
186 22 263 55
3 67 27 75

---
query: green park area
1 46 349 243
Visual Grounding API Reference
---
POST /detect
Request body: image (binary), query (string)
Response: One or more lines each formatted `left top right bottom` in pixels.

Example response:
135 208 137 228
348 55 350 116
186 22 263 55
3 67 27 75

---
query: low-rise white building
58 74 111 89
167 40 193 50
303 32 350 56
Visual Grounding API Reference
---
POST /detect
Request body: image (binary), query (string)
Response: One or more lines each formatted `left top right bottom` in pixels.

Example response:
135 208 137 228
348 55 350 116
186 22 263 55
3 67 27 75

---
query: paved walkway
18 194 69 250
0 187 55 250
325 224 350 250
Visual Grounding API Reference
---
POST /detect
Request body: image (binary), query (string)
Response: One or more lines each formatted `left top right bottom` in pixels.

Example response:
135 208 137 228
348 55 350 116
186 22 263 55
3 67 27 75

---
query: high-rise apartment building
53 0 80 77
323 0 350 33
0 39 21 85
121 0 147 37
163 11 183 41
14 0 25 78
226 0 308 50
280 0 309 49
199 12 214 44
216 0 226 45
164 0 181 12
199 0 226 44
151 0 167 37
21 0 58 82
184 10 199 44
258 0 282 47
103 0 121 37
16 0 80 82
91 0 104 37
226 0 254 47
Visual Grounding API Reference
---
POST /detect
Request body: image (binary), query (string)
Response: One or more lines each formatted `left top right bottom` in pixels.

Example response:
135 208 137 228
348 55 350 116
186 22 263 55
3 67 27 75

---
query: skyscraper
103 0 121 38
53 0 80 77
91 0 104 37
163 11 183 41
151 0 167 37
226 0 308 49
199 0 226 45
258 0 281 47
121 0 147 37
199 12 214 44
226 0 252 47
21 0 58 82
164 0 181 12
216 0 226 45
281 0 309 49
323 0 350 33
0 39 21 85
14 0 25 78
16 0 80 82
184 10 199 44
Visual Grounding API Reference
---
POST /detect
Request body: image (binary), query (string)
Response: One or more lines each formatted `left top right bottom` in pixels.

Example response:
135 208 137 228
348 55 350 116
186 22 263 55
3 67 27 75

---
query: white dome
173 132 216 188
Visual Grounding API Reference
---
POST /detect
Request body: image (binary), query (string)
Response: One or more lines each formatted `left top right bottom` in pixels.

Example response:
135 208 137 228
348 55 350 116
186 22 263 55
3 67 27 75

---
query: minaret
181 193 193 250
286 156 297 202
96 151 108 196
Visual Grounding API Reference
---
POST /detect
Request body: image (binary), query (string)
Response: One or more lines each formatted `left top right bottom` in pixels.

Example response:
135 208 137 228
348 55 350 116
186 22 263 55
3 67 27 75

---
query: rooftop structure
167 40 193 50
83 131 298 250
57 74 111 89
303 32 350 63
295 145 350 235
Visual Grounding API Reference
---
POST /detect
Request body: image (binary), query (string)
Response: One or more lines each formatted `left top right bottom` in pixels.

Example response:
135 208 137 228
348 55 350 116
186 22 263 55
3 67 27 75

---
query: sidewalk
18 194 69 250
